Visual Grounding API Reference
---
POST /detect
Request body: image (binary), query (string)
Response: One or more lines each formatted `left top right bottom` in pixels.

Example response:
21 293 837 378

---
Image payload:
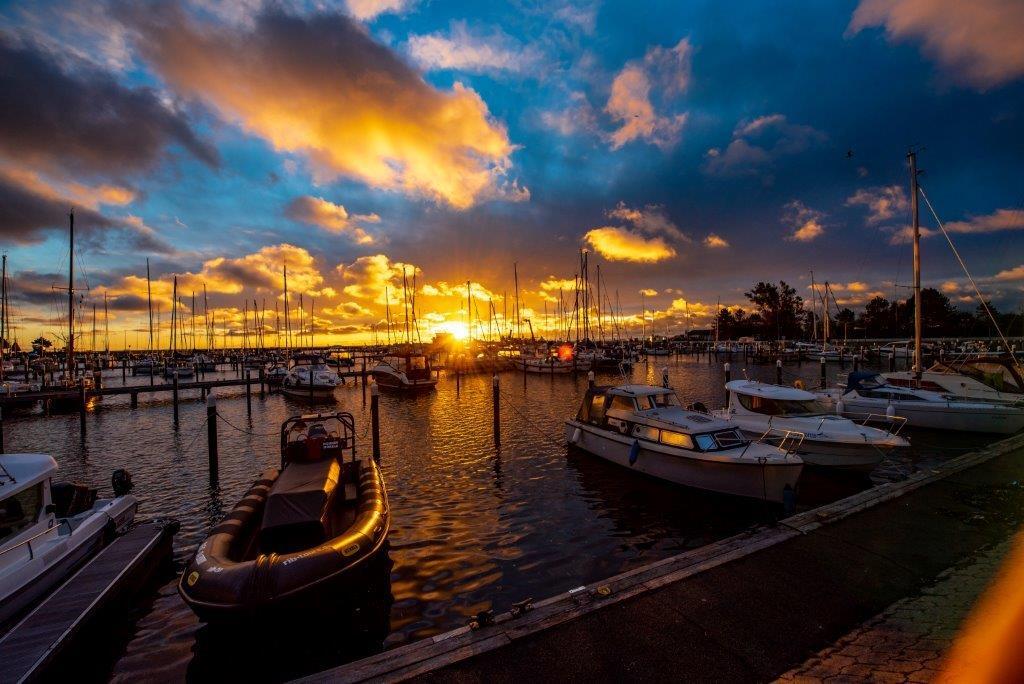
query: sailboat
164 276 194 379
817 151 1024 434
49 212 95 413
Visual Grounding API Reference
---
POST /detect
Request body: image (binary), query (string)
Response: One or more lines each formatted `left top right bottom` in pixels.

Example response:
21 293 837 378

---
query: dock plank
0 521 174 684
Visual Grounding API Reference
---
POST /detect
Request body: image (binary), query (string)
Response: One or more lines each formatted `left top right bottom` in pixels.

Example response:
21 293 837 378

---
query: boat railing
0 518 72 561
839 411 908 435
755 426 805 454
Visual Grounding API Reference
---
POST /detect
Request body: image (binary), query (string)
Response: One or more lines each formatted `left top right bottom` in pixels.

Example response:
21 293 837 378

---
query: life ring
793 379 805 390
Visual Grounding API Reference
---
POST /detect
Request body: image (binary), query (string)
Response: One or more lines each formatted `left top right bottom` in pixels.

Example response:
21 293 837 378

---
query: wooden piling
207 392 219 485
172 371 179 428
259 368 265 399
492 375 501 448
122 358 127 384
130 392 137 409
776 359 783 385
820 356 827 389
724 362 731 384
587 370 595 389
0 406 5 454
370 382 380 463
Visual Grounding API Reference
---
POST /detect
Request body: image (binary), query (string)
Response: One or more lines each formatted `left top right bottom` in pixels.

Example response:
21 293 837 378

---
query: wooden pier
298 433 1024 683
0 521 178 684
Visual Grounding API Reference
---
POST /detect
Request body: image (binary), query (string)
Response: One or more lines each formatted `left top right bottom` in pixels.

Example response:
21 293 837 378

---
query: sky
0 0 1022 349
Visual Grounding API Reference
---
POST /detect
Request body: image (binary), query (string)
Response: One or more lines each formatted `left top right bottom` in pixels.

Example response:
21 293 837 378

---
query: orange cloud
337 253 420 305
848 0 1024 89
703 233 729 248
783 200 826 242
130 9 525 209
846 185 909 224
606 38 691 150
284 195 376 244
583 226 676 262
994 265 1024 282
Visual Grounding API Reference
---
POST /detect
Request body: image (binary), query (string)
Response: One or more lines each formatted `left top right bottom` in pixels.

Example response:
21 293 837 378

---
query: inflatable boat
179 412 389 621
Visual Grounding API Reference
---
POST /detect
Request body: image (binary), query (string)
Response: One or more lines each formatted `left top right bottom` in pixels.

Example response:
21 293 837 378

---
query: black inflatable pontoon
179 412 389 621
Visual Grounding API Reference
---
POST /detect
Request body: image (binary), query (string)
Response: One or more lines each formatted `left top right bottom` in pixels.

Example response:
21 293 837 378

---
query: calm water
2 355 996 681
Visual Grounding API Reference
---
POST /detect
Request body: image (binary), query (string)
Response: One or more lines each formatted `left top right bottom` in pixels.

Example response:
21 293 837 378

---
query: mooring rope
496 383 565 450
215 411 280 437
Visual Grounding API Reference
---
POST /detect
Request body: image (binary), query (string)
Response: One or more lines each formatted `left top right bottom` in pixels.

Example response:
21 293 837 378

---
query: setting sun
431 320 470 341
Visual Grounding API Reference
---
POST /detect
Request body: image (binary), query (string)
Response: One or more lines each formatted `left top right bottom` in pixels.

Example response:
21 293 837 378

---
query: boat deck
0 521 177 684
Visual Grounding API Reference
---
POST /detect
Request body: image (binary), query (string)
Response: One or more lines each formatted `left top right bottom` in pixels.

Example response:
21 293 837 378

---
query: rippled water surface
2 355 996 681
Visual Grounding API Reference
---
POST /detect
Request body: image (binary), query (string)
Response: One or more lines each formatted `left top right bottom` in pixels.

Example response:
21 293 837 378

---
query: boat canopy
846 372 886 393
726 380 815 401
0 454 57 495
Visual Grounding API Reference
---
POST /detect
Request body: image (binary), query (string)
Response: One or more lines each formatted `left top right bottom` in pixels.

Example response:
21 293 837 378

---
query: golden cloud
284 195 376 244
129 8 525 209
783 200 826 242
703 233 729 248
337 253 420 305
583 226 676 263
606 39 691 150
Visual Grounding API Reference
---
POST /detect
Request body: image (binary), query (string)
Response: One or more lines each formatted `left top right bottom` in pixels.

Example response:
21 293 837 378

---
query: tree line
712 281 1023 340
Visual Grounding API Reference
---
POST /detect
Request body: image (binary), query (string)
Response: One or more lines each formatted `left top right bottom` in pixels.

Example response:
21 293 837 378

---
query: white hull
281 383 337 399
840 397 1024 434
566 420 801 502
514 358 579 373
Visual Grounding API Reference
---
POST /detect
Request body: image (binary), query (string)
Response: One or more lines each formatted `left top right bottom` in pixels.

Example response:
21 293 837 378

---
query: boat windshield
737 393 829 416
635 392 680 410
0 483 43 546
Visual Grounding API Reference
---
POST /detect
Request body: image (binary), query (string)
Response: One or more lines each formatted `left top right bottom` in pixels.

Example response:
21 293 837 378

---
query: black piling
776 359 783 385
492 374 501 448
130 392 137 409
122 358 127 384
0 407 5 453
587 370 595 390
172 371 179 428
207 393 219 486
888 352 896 372
724 362 731 383
246 370 252 418
819 356 827 389
259 368 265 399
370 382 380 463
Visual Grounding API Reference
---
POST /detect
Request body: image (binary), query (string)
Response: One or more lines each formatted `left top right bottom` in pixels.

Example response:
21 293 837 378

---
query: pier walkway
301 432 1024 683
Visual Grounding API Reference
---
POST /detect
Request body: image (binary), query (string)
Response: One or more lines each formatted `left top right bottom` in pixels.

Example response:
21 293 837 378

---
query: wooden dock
0 520 178 684
297 432 1024 683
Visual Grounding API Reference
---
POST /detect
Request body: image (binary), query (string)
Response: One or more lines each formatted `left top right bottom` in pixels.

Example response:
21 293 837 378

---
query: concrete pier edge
297 432 1024 683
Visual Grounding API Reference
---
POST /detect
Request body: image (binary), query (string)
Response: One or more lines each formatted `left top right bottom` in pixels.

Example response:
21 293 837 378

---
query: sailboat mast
67 211 75 378
467 281 472 341
907 149 923 377
1 254 6 371
283 264 290 351
513 263 521 340
171 276 177 356
146 258 153 352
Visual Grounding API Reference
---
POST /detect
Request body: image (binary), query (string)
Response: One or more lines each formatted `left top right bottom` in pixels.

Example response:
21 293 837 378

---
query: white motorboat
566 384 803 502
515 345 589 374
0 454 137 627
818 372 1024 435
883 355 1023 405
714 380 907 471
191 353 217 372
264 362 289 387
371 352 438 391
281 353 340 399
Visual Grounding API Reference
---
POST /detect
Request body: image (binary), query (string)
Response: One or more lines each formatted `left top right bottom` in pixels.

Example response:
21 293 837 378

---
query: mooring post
150 362 154 387
370 382 380 463
130 392 138 409
456 367 461 394
93 369 102 390
172 370 180 428
776 359 783 385
207 392 219 485
79 380 87 438
246 370 252 417
587 370 595 389
888 352 896 373
122 358 127 384
819 356 827 389
361 357 366 388
259 367 265 399
492 374 501 448
724 361 731 383
853 354 860 372
0 406 5 454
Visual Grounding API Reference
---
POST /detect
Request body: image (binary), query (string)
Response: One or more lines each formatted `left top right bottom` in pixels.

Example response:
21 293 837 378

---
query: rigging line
918 185 1023 375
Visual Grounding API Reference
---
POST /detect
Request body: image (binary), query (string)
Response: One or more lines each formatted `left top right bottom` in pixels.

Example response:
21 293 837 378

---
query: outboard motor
112 468 134 497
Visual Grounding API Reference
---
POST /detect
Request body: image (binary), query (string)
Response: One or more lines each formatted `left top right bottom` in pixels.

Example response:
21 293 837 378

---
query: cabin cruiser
264 362 289 387
566 384 803 502
163 358 195 379
281 353 340 400
1 455 136 628
883 355 1023 405
515 345 589 374
179 412 389 620
191 353 217 373
714 380 907 471
818 372 1024 435
371 352 438 391
0 379 39 410
132 356 160 376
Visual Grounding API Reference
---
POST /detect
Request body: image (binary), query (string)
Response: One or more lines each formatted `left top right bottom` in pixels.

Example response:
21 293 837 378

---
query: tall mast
146 258 153 352
92 303 96 352
513 263 521 340
596 263 602 342
203 284 209 350
191 292 196 352
384 286 392 345
283 263 290 351
909 149 923 378
67 211 75 378
171 275 177 356
467 280 472 341
104 293 109 352
1 254 6 372
809 270 817 342
402 267 410 344
309 297 314 349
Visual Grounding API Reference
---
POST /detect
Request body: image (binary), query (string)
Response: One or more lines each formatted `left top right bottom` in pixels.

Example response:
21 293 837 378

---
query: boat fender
835 398 845 415
629 439 640 466
570 427 582 444
793 379 805 390
886 403 896 420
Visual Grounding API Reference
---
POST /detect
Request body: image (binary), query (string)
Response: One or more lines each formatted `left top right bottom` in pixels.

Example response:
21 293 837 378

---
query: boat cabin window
659 430 694 449
0 483 43 545
632 424 659 441
736 393 828 416
694 434 716 450
693 430 748 451
589 394 608 424
409 356 427 370
635 392 679 410
608 395 636 413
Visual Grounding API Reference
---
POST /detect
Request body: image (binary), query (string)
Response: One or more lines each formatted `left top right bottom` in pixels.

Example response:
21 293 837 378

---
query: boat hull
842 397 1024 434
280 383 337 400
565 420 801 503
371 370 437 391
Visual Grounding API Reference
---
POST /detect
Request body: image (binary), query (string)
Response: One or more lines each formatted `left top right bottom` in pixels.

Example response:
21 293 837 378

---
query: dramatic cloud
346 0 416 21
337 253 419 304
171 243 327 296
704 114 826 177
606 38 691 150
407 22 540 74
583 227 676 262
0 38 217 180
420 280 499 301
993 265 1024 282
846 185 909 224
638 288 658 297
944 208 1024 234
284 196 377 244
703 233 730 248
848 0 1024 89
607 202 689 242
783 200 826 242
127 8 523 209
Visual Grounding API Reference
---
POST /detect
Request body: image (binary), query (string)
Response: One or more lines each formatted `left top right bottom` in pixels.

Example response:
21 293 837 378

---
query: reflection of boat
818 372 1024 435
0 454 137 627
714 380 907 471
883 355 1023 405
566 384 803 502
281 353 339 400
371 352 437 391
179 412 389 621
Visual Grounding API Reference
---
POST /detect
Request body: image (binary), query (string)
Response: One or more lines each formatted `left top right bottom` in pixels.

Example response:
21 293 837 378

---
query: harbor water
2 355 996 681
